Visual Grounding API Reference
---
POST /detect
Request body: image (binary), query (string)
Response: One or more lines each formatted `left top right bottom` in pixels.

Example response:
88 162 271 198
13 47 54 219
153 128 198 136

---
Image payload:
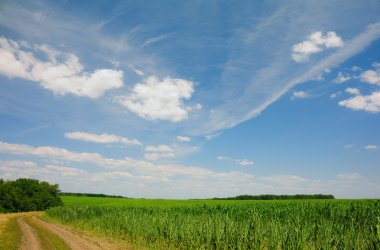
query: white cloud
235 159 254 166
345 87 360 95
260 175 306 184
292 91 309 99
365 145 378 150
217 156 231 161
339 91 380 113
330 92 339 99
292 31 344 62
46 165 87 177
0 161 37 168
144 144 175 160
144 152 175 160
186 103 203 111
217 156 254 166
65 131 142 146
176 136 191 143
145 145 173 152
0 140 378 199
360 69 380 85
337 172 362 180
0 140 104 163
344 144 354 149
373 62 380 68
115 76 195 122
334 72 351 83
128 64 144 76
141 34 169 48
0 37 123 98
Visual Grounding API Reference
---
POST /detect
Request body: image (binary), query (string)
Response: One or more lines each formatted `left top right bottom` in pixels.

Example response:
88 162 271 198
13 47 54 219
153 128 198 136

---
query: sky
0 0 380 199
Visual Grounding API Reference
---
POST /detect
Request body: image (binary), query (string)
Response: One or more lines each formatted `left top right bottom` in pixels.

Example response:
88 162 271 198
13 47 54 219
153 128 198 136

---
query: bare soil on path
32 216 102 250
0 212 130 250
17 216 41 250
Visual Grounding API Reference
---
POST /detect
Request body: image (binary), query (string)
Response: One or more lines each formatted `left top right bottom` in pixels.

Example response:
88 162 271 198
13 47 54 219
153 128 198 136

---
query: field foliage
60 195 286 207
48 198 380 249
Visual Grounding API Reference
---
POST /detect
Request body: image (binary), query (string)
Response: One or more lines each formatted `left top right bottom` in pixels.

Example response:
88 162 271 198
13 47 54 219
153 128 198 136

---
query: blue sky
0 0 379 198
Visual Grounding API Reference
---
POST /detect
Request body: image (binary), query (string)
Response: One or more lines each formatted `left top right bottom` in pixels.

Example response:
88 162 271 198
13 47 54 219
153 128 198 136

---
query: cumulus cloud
334 72 351 83
365 145 378 150
292 31 344 62
144 145 175 160
0 37 123 98
339 91 380 113
65 131 142 146
360 68 380 85
292 91 309 99
176 136 191 142
345 87 360 95
338 63 380 112
115 76 195 122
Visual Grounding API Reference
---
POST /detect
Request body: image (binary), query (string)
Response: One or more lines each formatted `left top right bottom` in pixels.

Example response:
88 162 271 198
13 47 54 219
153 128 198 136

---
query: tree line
212 194 335 200
0 178 63 212
59 192 124 198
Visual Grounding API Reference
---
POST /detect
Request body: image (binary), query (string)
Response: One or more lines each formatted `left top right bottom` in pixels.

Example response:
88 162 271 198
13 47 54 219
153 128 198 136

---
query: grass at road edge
0 214 23 250
24 216 70 250
41 213 136 249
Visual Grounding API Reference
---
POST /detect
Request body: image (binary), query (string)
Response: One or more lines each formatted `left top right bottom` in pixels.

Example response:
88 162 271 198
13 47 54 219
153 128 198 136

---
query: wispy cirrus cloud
141 34 170 48
197 21 380 135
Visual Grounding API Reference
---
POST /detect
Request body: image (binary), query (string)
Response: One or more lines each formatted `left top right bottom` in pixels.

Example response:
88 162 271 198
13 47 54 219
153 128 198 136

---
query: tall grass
47 200 380 249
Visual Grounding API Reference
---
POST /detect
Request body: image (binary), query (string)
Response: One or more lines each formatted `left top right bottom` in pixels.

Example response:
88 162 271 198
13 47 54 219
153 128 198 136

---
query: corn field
46 200 380 249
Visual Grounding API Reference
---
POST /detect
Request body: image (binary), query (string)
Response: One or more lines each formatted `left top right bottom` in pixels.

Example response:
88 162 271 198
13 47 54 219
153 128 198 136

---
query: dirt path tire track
32 216 102 250
17 217 41 250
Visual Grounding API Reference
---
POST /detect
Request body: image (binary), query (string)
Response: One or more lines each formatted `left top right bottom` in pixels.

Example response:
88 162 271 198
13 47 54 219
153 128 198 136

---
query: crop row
46 200 380 249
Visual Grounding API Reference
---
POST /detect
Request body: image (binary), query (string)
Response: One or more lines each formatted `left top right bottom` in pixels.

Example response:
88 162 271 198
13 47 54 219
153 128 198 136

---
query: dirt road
18 216 41 250
0 212 128 250
32 217 102 250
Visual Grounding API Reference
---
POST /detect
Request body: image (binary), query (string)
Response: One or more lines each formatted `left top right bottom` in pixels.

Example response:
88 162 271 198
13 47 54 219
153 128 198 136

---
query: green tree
0 178 63 212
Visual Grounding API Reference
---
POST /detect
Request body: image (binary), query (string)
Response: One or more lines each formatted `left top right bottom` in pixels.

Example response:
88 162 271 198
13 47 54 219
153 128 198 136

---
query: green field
46 197 380 249
60 195 302 207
